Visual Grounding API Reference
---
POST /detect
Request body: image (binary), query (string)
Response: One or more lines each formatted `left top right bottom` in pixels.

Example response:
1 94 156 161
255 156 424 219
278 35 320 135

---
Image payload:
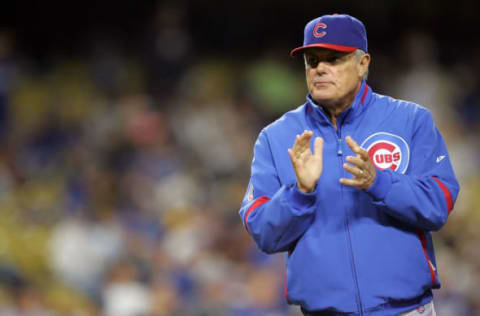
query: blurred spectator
102 259 152 316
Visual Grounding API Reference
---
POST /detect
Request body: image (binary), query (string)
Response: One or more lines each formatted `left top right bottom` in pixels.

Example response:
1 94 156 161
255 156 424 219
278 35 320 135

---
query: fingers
345 155 366 170
340 169 374 190
345 136 368 160
296 130 313 148
342 153 377 190
313 136 324 158
287 148 295 162
345 136 360 153
339 177 362 187
343 162 363 177
291 130 313 154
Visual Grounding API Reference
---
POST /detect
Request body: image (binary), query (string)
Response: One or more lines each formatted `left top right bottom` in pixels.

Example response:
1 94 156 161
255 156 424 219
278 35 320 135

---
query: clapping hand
288 130 324 193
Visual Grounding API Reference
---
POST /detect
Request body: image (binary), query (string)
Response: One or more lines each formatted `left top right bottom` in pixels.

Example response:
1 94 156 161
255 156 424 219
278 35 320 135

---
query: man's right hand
288 130 324 193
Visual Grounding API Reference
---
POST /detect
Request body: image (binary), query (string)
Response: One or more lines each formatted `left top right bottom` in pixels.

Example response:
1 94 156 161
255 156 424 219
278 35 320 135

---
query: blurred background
0 1 478 315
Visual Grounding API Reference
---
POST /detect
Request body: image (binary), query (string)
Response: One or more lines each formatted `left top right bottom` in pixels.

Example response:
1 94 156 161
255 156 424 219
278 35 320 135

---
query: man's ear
358 54 371 78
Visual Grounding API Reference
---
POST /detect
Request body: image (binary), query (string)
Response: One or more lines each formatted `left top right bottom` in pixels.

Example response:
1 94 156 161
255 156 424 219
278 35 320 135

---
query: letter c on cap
313 23 327 38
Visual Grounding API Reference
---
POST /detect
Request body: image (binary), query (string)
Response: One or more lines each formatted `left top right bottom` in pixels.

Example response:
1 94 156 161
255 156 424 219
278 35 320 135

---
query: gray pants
301 301 436 316
398 301 436 316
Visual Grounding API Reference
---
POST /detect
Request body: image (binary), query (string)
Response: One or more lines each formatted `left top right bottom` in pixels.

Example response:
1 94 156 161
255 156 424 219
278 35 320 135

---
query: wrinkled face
304 48 369 107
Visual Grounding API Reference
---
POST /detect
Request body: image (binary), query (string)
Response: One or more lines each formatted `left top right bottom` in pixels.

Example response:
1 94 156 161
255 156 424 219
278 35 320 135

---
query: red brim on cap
290 43 357 57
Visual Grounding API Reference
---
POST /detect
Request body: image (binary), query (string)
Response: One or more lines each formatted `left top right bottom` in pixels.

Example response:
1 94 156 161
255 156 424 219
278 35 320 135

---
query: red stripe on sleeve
417 229 436 285
244 196 270 233
432 177 453 214
284 272 290 302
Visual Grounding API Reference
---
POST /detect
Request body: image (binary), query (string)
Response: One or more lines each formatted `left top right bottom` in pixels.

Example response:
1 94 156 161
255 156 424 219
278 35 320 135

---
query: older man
239 14 459 316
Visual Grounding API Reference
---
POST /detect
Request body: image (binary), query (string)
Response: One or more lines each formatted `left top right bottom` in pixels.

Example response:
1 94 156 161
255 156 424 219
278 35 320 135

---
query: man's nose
314 61 328 73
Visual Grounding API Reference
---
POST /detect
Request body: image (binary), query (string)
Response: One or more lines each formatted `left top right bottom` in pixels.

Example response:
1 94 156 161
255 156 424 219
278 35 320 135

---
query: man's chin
311 93 334 105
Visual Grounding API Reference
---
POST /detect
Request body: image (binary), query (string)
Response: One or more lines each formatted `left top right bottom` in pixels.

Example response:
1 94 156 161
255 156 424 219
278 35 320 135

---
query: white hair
354 49 369 80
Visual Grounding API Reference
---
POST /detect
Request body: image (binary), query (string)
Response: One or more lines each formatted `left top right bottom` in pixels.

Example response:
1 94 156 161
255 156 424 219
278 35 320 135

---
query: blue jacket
239 81 459 315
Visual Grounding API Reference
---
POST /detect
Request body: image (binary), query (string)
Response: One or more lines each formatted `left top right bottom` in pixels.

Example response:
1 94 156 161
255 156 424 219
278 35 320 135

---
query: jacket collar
306 80 371 125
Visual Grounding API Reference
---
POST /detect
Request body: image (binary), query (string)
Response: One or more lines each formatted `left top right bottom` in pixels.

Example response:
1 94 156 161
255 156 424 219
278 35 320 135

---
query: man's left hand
340 136 376 190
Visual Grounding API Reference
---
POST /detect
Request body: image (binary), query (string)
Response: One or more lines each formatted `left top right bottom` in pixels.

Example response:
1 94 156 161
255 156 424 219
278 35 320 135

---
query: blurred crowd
0 3 479 316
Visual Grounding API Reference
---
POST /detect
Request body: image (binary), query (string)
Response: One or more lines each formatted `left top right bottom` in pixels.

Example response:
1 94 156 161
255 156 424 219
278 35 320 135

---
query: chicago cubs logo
360 132 410 174
313 23 327 38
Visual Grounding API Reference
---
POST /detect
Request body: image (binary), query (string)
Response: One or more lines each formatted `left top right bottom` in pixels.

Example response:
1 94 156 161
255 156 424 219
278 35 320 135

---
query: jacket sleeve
239 130 317 254
366 109 460 231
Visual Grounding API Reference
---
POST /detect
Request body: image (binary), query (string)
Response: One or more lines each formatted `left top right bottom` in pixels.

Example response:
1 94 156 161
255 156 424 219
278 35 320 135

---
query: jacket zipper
336 117 364 315
345 216 364 315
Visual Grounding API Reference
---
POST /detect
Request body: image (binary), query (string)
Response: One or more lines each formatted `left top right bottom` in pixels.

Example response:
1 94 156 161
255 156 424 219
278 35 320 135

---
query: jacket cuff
288 184 317 210
366 169 393 201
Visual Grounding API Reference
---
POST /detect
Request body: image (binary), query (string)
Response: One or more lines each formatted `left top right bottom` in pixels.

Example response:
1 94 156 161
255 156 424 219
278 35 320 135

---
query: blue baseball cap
290 14 368 57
